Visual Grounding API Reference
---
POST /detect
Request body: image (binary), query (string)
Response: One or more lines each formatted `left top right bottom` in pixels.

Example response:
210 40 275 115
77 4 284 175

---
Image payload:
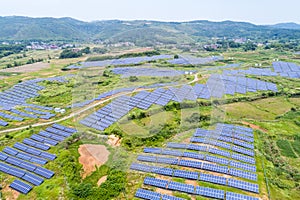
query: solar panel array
207 74 278 98
135 188 185 200
223 67 278 76
135 176 259 200
207 63 241 71
0 75 73 125
66 54 173 69
168 55 223 65
80 95 134 130
131 123 259 199
111 67 194 77
0 124 76 194
273 61 300 78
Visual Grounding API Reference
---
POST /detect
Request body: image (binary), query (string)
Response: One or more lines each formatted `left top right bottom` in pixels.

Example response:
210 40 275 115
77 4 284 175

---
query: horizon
1 15 299 26
1 0 300 25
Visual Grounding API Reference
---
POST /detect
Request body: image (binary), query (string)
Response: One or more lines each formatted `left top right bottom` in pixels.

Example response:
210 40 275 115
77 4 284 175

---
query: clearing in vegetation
78 144 110 178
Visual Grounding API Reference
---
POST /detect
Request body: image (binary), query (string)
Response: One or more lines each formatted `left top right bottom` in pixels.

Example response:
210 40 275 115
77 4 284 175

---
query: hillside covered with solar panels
0 32 300 200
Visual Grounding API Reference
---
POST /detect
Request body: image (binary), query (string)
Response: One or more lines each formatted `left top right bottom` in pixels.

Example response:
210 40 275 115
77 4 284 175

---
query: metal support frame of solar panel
143 176 169 188
195 186 225 199
226 191 259 200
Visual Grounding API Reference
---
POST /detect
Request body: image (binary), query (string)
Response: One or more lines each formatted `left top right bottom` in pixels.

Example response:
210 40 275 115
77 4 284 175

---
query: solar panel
226 191 259 200
134 188 161 200
143 147 162 154
167 181 195 194
232 153 256 165
178 159 202 169
34 167 55 179
229 168 257 181
144 176 168 188
162 149 183 157
137 155 157 163
161 194 185 200
23 138 50 151
173 169 199 180
10 179 32 194
130 163 152 172
195 186 225 199
183 152 206 160
156 156 179 165
232 146 255 157
199 173 227 185
230 160 256 172
206 155 229 165
167 143 187 149
22 172 44 186
151 166 173 176
228 178 259 193
202 163 229 174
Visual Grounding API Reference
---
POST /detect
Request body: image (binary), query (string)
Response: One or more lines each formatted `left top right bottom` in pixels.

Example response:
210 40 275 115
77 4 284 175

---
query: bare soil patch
97 175 108 186
156 187 173 195
242 121 267 133
78 144 110 178
3 184 20 200
0 62 50 73
106 135 121 147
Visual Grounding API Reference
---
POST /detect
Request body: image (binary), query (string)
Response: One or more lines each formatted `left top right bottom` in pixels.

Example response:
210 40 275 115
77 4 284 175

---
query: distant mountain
270 22 300 30
0 16 300 45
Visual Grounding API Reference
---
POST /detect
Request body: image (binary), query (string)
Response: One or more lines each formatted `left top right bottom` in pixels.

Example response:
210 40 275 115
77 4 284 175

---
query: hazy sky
1 0 299 24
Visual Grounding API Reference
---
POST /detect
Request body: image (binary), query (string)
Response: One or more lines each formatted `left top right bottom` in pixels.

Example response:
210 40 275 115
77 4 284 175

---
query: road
0 73 202 134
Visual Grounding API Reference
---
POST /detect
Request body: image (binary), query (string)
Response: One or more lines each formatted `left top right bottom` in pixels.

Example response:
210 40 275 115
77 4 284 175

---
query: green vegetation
276 140 298 158
59 47 91 59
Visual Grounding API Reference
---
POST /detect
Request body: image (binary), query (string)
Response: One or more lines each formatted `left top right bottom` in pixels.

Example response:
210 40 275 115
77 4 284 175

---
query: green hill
1 16 300 44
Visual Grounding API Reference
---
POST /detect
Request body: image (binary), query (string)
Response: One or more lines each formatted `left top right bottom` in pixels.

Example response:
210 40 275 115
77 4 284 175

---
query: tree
129 76 138 82
174 54 179 59
80 47 91 54
59 49 82 59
